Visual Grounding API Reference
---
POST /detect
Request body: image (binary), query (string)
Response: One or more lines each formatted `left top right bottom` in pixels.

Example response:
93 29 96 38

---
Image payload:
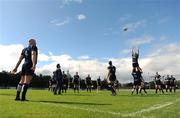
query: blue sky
0 0 179 81
0 0 179 58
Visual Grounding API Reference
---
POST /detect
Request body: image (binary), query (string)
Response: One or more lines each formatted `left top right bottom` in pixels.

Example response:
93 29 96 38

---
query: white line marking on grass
40 99 180 117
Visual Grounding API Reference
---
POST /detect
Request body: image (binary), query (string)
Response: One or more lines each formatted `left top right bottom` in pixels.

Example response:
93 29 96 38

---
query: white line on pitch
40 98 180 117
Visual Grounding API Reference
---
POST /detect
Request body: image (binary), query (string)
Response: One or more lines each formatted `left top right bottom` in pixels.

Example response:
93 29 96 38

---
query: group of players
48 64 96 94
48 62 120 95
131 49 177 95
154 72 176 94
12 39 177 101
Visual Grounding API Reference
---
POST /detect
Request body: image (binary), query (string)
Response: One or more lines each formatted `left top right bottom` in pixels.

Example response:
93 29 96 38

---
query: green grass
0 89 180 118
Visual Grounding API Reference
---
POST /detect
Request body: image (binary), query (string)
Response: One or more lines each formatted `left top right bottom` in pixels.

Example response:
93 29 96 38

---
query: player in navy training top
13 39 38 101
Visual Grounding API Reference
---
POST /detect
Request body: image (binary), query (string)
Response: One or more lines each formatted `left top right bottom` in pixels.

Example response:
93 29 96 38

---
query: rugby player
131 68 141 95
170 75 176 93
106 61 117 96
62 71 68 93
54 64 63 95
132 49 142 72
13 39 38 101
85 74 92 93
96 76 101 93
165 75 171 92
73 72 80 93
154 72 164 94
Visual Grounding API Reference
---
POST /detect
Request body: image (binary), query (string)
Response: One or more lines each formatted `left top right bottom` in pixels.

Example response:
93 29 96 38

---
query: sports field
0 89 179 118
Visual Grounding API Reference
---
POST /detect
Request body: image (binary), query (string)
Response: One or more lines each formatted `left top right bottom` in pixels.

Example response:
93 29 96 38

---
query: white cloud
77 14 86 21
0 44 24 71
0 43 179 83
78 55 90 60
129 34 154 46
50 18 70 27
38 53 50 62
122 19 147 32
60 0 83 8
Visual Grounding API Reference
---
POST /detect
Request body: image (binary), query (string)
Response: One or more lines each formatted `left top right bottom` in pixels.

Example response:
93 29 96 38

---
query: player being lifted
154 72 164 94
13 39 38 101
73 72 80 93
96 76 101 93
106 61 117 96
132 48 142 72
85 74 92 93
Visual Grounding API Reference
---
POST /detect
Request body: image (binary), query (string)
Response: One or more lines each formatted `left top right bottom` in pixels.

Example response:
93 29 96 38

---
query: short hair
29 39 36 45
57 64 60 68
109 61 112 65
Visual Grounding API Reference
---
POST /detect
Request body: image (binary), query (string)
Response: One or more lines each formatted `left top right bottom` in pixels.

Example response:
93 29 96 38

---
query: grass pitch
0 89 180 118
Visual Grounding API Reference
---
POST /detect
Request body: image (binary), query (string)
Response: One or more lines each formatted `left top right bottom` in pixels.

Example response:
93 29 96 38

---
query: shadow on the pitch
0 93 14 96
62 93 93 96
32 100 111 106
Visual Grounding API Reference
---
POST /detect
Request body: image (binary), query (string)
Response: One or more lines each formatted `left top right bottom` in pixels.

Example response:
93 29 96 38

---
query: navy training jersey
132 54 138 63
56 68 62 80
74 75 80 83
108 65 116 75
132 72 139 81
21 45 38 64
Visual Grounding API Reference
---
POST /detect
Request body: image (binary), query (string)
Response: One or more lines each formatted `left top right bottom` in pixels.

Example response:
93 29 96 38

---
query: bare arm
12 55 24 73
31 51 37 71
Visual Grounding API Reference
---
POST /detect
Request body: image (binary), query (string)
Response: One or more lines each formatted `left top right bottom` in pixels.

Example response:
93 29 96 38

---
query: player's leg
131 85 135 95
58 82 62 94
54 81 59 95
15 76 25 100
155 85 158 93
160 85 164 94
165 84 168 92
21 75 32 101
77 85 80 93
136 86 139 94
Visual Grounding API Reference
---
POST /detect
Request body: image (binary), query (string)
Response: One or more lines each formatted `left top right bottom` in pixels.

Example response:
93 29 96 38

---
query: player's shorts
166 81 170 86
86 82 92 86
97 82 101 86
132 62 139 68
134 80 141 86
21 63 34 76
170 83 175 87
155 80 161 85
109 74 116 81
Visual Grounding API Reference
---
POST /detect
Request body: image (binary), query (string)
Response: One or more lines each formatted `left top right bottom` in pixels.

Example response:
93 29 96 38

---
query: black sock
156 89 157 93
136 88 138 94
22 83 29 100
161 89 164 94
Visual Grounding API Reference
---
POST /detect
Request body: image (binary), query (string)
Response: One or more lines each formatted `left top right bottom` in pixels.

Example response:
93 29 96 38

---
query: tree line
0 71 180 89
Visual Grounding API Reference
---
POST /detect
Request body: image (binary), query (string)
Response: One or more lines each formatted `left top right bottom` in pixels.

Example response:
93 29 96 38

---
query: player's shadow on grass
32 100 111 106
0 93 14 96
